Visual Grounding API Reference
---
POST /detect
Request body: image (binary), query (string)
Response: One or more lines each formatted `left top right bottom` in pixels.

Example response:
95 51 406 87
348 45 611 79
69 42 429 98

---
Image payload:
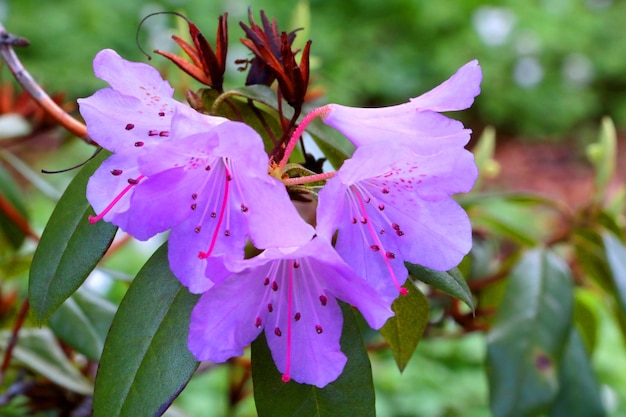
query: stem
282 171 335 186
0 23 92 143
278 105 330 171
0 299 30 386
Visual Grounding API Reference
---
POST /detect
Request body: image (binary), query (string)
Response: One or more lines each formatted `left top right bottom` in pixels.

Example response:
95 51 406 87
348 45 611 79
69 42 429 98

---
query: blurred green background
2 0 626 416
3 0 626 138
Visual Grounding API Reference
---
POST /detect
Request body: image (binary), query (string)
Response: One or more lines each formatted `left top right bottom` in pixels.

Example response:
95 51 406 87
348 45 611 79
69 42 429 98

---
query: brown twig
0 23 93 144
0 298 30 386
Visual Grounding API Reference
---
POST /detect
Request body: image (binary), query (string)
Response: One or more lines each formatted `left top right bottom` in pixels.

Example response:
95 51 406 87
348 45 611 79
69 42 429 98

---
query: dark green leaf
0 162 29 249
92 243 199 417
548 327 606 417
0 328 93 395
379 280 429 372
573 289 601 354
29 150 117 323
407 264 474 310
602 232 626 317
49 288 117 360
252 302 375 417
487 249 574 417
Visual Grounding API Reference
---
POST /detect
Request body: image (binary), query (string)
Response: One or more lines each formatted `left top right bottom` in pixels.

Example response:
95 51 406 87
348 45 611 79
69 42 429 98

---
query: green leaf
407 264 474 310
548 327 606 417
252 302 375 417
49 288 117 360
29 150 117 323
92 243 199 417
379 280 429 372
0 162 29 249
487 249 574 417
573 289 601 354
601 231 626 317
586 116 616 197
0 328 93 395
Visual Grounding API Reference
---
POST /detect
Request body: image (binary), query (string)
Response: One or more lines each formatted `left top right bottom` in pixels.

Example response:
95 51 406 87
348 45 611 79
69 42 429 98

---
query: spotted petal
189 237 392 388
318 142 477 300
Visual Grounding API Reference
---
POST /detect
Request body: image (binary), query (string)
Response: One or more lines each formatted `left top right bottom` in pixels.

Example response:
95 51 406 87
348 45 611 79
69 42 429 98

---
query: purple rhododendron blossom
317 141 477 302
79 49 313 292
320 60 482 153
188 234 393 388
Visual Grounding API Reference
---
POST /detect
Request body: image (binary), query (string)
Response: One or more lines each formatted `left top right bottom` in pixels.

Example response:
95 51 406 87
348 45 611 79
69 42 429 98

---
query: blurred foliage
3 0 626 137
2 1 626 417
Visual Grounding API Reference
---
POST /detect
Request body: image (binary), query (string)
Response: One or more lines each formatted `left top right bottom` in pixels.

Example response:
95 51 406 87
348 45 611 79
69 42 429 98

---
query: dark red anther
351 217 357 224
264 277 270 286
241 204 249 212
319 295 328 306
194 226 202 233
226 174 232 181
148 130 159 136
205 165 211 171
315 325 323 334
274 327 282 337
134 141 144 147
125 123 135 130
365 197 371 203
159 131 169 137
190 203 197 210
224 230 230 236
267 303 273 312
127 178 140 185
293 261 300 268
360 218 368 224
110 169 123 176
210 212 217 218
294 312 301 321
255 317 262 328
382 188 390 194
271 281 278 291
396 230 404 236
378 204 385 211
158 111 165 117
370 245 380 252
385 251 396 259
191 193 198 200
392 223 400 231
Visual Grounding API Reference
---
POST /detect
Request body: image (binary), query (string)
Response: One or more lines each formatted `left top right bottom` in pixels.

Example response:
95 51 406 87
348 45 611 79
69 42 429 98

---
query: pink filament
198 166 231 259
89 175 145 224
278 105 331 171
282 262 294 383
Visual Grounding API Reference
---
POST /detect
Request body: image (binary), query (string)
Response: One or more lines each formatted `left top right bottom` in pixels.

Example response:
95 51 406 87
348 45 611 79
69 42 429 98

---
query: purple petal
188 270 265 362
92 49 174 101
86 153 142 231
410 60 482 112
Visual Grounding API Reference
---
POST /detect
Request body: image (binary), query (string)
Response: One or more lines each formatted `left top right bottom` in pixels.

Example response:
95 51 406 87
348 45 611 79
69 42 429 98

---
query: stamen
89 174 145 224
282 260 295 384
315 325 323 334
134 141 144 147
125 123 135 130
148 130 159 136
197 166 231 259
159 131 169 137
274 327 282 337
255 317 262 328
110 169 123 176
319 295 328 306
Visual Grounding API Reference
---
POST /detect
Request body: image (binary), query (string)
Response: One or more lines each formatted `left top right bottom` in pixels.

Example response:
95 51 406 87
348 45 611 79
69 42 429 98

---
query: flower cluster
79 13 481 388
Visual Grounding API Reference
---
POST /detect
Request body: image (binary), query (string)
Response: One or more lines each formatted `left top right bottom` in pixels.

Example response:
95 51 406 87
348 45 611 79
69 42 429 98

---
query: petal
78 88 175 153
188 269 265 362
265 289 347 388
410 60 482 112
86 153 142 231
92 49 174 101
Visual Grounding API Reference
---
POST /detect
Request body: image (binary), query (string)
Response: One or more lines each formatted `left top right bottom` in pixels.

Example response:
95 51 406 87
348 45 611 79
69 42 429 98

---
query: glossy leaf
602 232 626 317
29 150 117 324
548 328 606 417
92 244 200 417
49 288 117 360
252 302 375 417
0 162 29 249
487 249 574 417
407 264 474 310
0 328 93 395
379 280 429 372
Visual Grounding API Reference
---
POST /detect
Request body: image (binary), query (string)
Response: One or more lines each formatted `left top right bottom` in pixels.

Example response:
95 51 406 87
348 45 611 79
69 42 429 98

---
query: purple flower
320 60 482 153
79 49 313 292
188 235 393 388
317 141 477 302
